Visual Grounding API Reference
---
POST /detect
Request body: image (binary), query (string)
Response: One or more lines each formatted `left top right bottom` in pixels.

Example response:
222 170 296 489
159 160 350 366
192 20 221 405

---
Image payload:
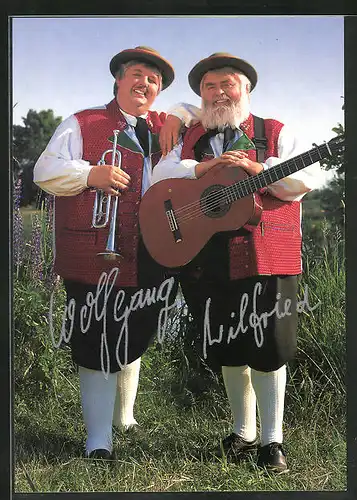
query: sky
12 16 344 173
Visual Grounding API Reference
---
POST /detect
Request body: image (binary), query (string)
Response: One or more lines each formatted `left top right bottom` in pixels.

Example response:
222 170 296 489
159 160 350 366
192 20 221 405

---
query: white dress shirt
33 104 201 197
152 123 323 202
33 108 154 196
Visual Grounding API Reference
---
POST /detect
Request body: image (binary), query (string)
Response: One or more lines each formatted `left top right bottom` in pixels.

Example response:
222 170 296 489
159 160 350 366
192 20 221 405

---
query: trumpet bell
97 251 123 261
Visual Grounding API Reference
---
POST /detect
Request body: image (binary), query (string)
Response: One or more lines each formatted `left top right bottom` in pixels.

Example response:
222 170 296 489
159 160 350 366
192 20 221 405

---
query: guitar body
139 135 344 268
139 165 262 268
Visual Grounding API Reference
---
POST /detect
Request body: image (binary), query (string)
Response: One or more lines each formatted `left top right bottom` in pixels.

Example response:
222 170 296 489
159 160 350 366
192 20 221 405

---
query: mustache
206 98 233 108
201 97 250 130
132 86 148 93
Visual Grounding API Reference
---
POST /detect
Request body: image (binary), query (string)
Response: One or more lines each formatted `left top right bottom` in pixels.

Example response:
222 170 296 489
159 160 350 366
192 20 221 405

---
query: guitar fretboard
225 142 332 202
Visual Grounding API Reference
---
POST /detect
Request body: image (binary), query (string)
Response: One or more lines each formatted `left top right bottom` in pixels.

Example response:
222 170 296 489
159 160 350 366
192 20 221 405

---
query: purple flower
13 178 23 210
30 214 43 282
44 195 54 227
13 211 24 268
13 179 24 268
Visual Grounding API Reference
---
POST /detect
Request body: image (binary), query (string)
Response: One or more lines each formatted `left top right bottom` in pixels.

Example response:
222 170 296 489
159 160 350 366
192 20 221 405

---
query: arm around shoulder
152 138 198 185
166 102 201 127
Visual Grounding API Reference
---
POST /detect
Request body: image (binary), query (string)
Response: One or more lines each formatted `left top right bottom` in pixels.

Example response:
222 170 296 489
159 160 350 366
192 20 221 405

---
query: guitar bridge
164 199 182 243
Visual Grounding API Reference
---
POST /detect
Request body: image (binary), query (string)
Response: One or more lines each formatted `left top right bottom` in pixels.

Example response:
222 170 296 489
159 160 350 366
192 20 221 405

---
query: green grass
13 206 346 493
14 344 346 493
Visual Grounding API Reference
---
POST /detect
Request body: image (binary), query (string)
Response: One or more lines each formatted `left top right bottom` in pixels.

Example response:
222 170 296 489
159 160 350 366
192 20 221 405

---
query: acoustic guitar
139 136 344 268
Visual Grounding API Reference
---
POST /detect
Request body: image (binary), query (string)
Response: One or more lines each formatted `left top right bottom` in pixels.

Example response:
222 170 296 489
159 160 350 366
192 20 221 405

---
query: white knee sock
113 357 141 429
79 366 117 455
222 365 257 442
250 365 287 446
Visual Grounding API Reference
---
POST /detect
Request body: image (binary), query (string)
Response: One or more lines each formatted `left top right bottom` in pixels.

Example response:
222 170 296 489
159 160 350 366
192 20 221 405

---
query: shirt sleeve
166 102 202 127
152 123 325 201
152 137 198 184
263 125 324 201
33 115 93 196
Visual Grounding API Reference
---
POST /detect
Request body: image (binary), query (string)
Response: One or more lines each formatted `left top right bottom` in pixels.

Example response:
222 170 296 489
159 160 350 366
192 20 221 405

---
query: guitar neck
228 142 332 201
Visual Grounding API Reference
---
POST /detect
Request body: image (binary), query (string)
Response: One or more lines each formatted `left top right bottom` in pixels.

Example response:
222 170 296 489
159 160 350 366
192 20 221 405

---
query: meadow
13 190 346 493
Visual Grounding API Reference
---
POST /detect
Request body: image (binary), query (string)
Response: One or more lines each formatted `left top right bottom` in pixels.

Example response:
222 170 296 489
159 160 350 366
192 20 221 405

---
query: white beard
201 95 250 131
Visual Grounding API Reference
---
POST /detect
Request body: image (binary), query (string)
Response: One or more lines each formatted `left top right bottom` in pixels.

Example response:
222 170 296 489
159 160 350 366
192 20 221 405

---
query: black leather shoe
214 433 258 460
87 448 113 460
257 442 288 473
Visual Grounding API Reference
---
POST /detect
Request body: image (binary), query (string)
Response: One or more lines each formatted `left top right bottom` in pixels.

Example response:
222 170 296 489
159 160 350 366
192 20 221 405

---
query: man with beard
152 52 320 473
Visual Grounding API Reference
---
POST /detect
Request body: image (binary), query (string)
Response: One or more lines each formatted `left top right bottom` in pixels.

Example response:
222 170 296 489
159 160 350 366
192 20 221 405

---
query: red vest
181 114 302 279
54 99 166 286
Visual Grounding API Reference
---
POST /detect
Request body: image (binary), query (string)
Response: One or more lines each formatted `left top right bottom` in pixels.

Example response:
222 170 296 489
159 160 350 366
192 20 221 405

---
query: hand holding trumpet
87 164 131 196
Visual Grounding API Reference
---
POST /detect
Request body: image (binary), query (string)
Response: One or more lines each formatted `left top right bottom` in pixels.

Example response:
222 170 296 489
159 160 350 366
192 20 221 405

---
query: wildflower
13 178 24 269
13 211 24 268
42 194 57 288
30 214 43 282
13 177 22 210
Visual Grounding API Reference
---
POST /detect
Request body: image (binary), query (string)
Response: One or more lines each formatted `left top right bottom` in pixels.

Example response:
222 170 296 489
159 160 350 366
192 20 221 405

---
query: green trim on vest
230 132 256 151
108 130 162 156
108 131 142 154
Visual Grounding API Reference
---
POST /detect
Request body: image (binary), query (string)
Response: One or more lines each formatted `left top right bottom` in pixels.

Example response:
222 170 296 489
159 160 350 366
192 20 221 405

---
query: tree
13 109 62 206
301 119 345 263
319 122 345 176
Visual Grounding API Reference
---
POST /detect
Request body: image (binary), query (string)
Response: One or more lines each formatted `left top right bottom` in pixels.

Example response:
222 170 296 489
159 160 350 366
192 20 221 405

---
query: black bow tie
206 126 236 152
135 117 149 157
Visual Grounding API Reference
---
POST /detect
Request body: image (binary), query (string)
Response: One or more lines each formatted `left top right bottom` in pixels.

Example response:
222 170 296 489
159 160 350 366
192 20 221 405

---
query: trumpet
92 129 123 261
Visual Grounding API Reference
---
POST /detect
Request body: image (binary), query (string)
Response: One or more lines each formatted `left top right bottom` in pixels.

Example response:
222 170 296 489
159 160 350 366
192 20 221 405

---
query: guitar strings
172 167 271 223
175 174 266 224
175 181 253 225
172 160 292 219
173 168 262 217
170 151 315 225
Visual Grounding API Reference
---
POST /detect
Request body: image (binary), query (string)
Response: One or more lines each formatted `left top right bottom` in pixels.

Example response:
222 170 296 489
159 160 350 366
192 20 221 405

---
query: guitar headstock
327 135 345 155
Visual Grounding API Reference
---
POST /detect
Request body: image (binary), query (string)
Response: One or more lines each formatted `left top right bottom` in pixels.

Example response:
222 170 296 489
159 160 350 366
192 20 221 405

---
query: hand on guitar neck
195 149 264 178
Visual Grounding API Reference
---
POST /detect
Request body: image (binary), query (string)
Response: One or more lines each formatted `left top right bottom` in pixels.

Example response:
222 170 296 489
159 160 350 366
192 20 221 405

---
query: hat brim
188 55 257 96
110 49 174 90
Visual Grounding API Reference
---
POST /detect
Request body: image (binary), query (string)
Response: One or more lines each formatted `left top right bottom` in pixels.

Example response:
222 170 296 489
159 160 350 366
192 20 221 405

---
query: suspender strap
252 115 267 163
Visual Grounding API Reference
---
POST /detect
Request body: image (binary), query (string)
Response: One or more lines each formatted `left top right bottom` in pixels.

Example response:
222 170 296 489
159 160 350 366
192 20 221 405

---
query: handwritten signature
49 272 320 375
202 281 320 359
49 267 177 378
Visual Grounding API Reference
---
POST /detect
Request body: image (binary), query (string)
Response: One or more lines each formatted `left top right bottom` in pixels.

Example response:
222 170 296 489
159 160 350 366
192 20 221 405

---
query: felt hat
110 46 175 90
188 52 258 96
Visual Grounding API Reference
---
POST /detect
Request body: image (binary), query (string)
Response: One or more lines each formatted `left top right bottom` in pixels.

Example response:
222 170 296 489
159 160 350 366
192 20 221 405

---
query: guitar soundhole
200 184 231 218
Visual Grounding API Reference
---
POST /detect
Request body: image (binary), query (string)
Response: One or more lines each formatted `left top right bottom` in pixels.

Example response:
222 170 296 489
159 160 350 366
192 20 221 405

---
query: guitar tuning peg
312 142 318 148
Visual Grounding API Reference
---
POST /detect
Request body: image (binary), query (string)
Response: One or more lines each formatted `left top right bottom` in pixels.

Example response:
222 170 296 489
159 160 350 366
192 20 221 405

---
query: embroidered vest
54 99 165 286
181 114 302 279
